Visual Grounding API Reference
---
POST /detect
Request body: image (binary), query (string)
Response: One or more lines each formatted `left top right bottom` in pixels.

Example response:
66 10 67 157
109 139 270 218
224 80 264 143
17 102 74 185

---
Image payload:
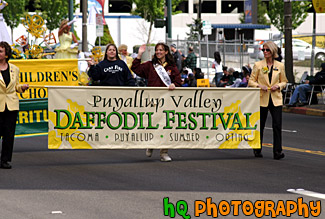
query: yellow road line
263 143 325 156
15 133 48 138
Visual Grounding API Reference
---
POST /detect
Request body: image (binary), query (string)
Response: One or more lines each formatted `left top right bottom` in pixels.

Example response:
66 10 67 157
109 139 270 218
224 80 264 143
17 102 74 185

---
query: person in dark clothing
188 73 197 87
170 44 182 73
87 44 135 86
184 46 197 71
131 43 182 162
288 62 325 106
194 68 204 79
217 67 235 87
182 78 189 87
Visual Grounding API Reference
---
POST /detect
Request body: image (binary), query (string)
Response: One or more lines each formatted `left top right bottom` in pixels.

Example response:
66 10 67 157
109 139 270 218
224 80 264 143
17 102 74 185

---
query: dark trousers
254 100 283 154
0 108 18 162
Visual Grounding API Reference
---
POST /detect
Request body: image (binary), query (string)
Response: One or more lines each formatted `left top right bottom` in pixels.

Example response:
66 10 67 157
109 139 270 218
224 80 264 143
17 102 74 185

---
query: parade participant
0 41 29 169
87 44 135 86
131 43 182 162
0 0 8 11
55 19 78 59
118 44 134 77
248 41 288 160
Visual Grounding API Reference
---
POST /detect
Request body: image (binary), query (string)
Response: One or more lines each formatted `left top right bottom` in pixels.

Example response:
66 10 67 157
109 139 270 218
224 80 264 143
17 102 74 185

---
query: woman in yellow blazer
0 41 29 169
248 41 288 160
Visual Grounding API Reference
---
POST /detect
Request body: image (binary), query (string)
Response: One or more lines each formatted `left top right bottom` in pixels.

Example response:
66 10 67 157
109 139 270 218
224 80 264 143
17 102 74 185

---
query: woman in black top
0 41 29 169
87 44 135 86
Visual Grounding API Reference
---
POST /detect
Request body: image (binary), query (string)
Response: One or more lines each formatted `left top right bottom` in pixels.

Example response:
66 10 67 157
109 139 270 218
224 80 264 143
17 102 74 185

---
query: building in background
3 0 325 53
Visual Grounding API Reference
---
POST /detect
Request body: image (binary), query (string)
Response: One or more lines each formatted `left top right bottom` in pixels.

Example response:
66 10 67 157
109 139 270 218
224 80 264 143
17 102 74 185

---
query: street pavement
0 112 324 218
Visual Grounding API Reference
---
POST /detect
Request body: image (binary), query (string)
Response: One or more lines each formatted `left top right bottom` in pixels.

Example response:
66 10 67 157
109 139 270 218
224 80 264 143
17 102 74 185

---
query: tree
267 0 311 33
128 0 183 44
95 24 115 46
268 1 311 83
33 0 78 33
186 18 202 42
239 0 270 25
2 0 27 42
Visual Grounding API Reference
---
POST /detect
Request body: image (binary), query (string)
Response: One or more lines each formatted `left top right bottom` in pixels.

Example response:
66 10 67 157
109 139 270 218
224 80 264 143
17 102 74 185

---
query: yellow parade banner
9 59 80 100
48 86 261 149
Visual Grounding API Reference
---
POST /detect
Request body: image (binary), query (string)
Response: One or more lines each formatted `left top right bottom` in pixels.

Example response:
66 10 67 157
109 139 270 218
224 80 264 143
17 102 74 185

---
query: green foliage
129 0 164 44
129 0 183 24
239 0 270 25
2 0 27 29
186 18 202 41
133 45 141 54
129 0 183 44
267 0 312 33
95 24 115 46
130 0 165 24
34 0 79 32
73 29 80 41
172 0 184 15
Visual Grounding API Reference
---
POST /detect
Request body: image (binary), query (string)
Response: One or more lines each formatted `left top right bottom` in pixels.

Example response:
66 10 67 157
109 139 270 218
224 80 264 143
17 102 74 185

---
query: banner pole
28 85 46 88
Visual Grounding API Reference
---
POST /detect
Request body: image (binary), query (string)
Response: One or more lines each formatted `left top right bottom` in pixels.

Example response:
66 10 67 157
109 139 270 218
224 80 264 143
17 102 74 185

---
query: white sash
153 64 171 87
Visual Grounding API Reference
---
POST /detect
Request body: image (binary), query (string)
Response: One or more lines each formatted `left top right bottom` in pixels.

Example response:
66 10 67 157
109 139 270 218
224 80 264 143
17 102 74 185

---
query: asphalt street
0 112 324 219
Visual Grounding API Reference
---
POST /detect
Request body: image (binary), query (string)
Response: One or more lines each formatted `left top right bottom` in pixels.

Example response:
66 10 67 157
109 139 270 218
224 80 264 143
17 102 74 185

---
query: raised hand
138 44 146 56
87 59 96 66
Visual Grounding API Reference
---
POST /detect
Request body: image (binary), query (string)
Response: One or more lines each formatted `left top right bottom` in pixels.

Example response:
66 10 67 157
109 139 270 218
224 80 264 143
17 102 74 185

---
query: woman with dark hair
0 41 29 169
194 68 204 79
212 51 223 86
248 41 288 160
87 43 135 86
131 43 182 162
187 73 197 87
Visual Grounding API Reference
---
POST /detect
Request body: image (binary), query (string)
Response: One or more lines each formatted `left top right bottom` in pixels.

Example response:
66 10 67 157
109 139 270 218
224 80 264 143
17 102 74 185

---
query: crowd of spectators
215 65 251 88
86 43 253 89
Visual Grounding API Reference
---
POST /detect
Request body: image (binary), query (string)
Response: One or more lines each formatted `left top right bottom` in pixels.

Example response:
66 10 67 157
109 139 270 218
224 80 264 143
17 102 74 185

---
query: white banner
48 87 261 149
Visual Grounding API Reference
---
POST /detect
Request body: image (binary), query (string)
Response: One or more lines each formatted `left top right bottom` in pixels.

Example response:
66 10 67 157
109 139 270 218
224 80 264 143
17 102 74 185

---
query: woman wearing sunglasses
248 41 288 160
